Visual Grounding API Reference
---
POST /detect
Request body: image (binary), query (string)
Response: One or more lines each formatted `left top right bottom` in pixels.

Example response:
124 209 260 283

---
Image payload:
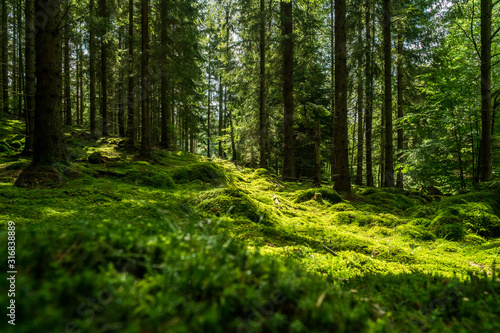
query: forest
0 0 499 331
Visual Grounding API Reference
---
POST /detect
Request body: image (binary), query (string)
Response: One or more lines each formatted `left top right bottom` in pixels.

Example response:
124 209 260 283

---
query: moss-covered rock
171 162 225 184
431 209 465 240
88 151 105 164
330 203 357 212
295 187 342 204
123 170 175 188
460 202 500 238
462 234 486 245
199 187 274 225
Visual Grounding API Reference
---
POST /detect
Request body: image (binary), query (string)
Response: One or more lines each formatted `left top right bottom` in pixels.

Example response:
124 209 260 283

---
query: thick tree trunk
127 0 135 144
140 0 151 158
2 0 8 114
64 26 72 126
281 1 294 179
23 0 35 155
17 1 23 118
365 0 374 187
160 0 170 149
333 0 351 192
32 0 67 165
100 0 109 136
383 0 394 187
355 21 364 186
396 29 404 189
479 0 492 182
259 0 268 168
89 0 96 137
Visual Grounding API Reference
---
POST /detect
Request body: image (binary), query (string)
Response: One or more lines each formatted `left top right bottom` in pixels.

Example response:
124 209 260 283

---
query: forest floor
1 117 500 332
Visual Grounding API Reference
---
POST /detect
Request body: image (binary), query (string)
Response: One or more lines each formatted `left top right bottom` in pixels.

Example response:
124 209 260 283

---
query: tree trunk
383 0 394 187
100 0 108 137
89 0 96 137
281 1 294 179
140 0 151 158
160 0 170 149
259 0 268 168
2 0 8 114
355 20 364 186
396 29 404 189
32 0 67 165
330 0 335 181
17 0 23 118
127 0 135 144
64 26 72 126
23 0 35 155
365 0 374 187
218 73 223 158
118 30 125 137
314 118 321 186
479 0 492 182
334 0 351 192
207 46 211 157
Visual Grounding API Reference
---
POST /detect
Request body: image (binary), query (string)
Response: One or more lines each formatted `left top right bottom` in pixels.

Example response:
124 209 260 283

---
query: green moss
431 210 465 240
295 187 342 204
330 203 357 212
332 211 401 227
123 170 175 188
172 162 225 184
459 202 500 238
397 223 436 241
199 187 274 225
462 234 486 245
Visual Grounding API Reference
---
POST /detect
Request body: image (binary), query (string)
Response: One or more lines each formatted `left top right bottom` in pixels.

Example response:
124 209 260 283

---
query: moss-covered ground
1 117 499 332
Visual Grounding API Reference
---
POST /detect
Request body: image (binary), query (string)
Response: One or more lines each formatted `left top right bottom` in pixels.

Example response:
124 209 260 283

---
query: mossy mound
332 211 402 227
404 205 436 218
459 202 500 238
172 162 225 184
431 209 465 240
462 234 486 245
123 170 175 189
356 188 416 214
295 187 342 204
198 187 274 225
397 223 436 241
330 203 357 212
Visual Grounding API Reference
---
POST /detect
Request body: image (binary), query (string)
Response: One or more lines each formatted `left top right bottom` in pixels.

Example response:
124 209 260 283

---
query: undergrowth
1 117 499 332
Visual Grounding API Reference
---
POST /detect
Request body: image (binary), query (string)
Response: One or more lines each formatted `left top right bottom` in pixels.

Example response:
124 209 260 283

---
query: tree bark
383 0 394 187
127 0 135 144
314 118 321 186
2 0 8 114
479 0 492 181
207 45 211 157
100 0 109 136
32 0 67 165
118 29 125 137
89 0 96 137
355 20 364 186
396 28 404 189
23 0 35 154
218 73 223 158
64 25 72 126
334 0 351 192
281 1 294 179
330 0 335 181
365 0 374 187
160 0 170 149
140 0 151 158
259 0 268 168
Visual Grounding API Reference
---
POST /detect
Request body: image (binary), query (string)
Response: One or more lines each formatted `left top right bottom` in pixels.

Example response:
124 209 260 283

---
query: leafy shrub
431 210 465 240
295 187 342 204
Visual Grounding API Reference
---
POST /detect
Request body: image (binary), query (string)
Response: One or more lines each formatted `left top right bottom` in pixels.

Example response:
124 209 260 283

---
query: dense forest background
0 0 498 190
